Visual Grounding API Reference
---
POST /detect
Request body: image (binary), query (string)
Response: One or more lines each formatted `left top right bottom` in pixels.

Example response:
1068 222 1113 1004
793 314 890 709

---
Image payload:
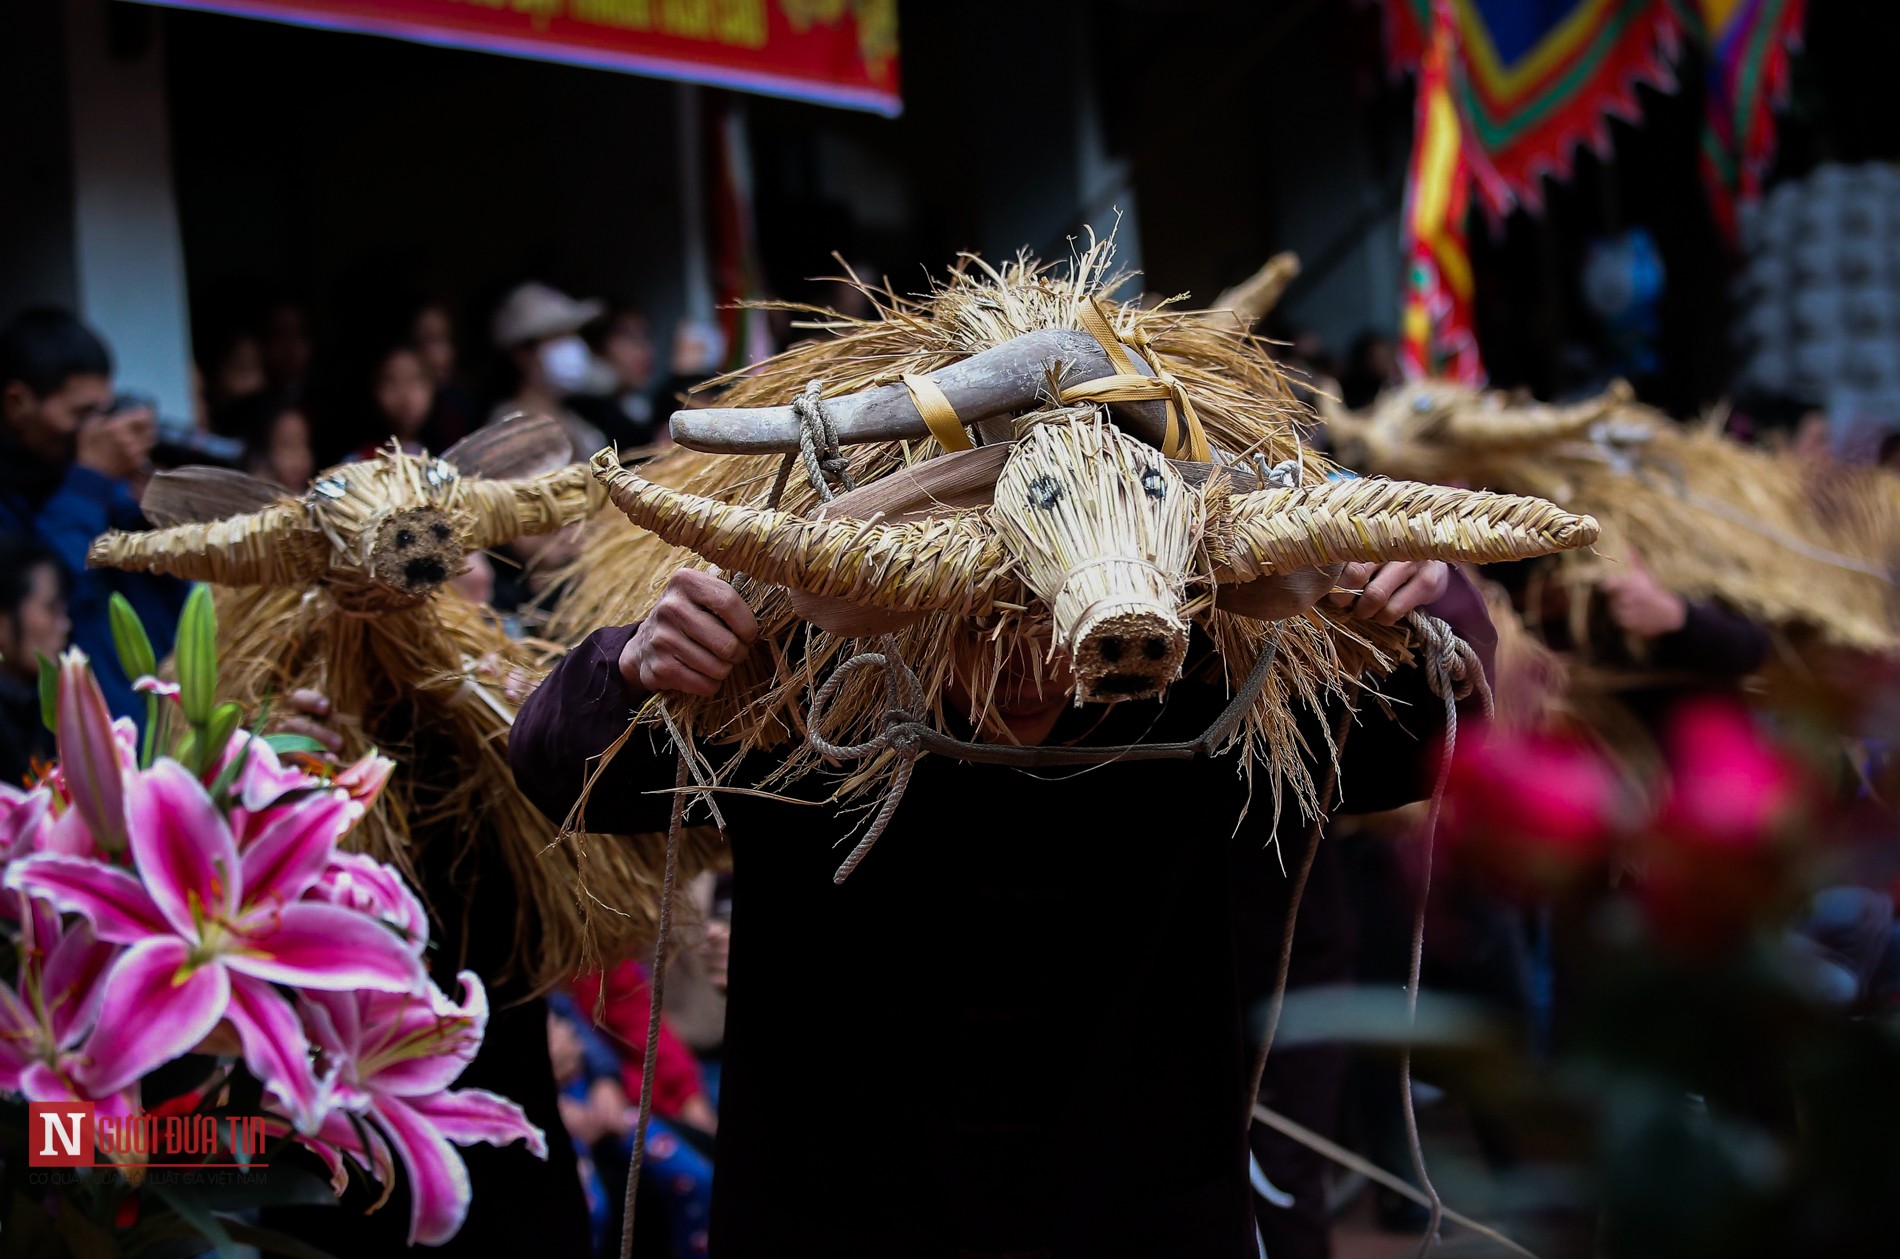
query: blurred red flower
1440 724 1622 895
1655 700 1802 849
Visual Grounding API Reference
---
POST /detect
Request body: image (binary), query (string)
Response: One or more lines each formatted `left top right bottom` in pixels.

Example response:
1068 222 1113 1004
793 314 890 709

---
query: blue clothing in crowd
0 457 187 721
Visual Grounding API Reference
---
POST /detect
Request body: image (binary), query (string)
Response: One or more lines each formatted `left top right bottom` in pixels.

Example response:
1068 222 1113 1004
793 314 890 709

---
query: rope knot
792 381 856 500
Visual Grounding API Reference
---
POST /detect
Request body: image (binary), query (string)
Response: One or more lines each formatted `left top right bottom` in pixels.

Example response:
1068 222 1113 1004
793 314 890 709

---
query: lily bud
55 649 129 853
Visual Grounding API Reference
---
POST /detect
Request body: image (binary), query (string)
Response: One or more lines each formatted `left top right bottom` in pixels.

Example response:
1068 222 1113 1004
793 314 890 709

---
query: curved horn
1210 252 1300 326
89 502 324 587
1212 476 1598 582
669 328 1171 454
458 463 604 552
592 450 1003 615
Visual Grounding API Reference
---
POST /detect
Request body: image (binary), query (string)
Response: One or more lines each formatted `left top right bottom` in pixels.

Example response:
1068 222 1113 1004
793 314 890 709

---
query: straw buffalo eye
1139 466 1167 499
1029 476 1064 509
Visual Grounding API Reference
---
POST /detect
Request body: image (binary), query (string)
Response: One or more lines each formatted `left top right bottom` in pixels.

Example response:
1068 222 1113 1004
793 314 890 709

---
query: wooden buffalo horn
669 328 1173 454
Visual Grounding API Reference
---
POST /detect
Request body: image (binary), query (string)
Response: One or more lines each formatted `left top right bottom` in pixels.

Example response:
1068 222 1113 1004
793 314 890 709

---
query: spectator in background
350 342 435 461
261 297 313 399
412 300 478 447
0 309 186 721
1340 330 1402 410
226 392 316 491
489 282 607 459
200 323 268 428
573 304 662 448
0 539 69 784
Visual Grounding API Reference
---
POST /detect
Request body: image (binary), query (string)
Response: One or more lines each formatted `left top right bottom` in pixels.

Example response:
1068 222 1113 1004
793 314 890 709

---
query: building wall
2 0 195 420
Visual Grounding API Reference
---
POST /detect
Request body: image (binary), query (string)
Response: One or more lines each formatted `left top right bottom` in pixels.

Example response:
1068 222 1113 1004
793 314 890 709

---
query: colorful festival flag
1681 0 1808 241
1400 0 1485 383
1385 0 1806 239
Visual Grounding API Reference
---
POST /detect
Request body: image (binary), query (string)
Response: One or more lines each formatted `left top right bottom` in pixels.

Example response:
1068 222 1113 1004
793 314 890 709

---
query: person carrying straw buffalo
512 243 1595 1257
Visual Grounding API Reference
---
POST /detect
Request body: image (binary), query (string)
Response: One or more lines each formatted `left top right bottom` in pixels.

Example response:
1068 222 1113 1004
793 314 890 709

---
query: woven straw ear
591 448 1004 614
457 463 602 552
89 502 325 587
1212 476 1597 581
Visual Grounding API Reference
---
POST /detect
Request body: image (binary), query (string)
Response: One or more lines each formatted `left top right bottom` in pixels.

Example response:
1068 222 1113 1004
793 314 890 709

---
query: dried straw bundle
90 439 675 987
1331 381 1900 652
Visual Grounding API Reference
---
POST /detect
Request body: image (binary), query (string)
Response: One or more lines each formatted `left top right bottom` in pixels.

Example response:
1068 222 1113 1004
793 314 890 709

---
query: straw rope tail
620 751 688 1259
1400 611 1492 1258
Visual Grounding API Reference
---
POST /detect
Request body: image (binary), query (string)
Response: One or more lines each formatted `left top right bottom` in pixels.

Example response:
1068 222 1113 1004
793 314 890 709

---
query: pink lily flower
6 760 426 1129
299 972 547 1246
0 896 133 1117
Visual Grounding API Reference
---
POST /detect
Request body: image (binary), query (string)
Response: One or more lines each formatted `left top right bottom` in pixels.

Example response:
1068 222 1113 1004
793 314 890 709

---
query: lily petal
0 786 52 861
366 974 485 1097
227 972 326 1134
226 902 425 994
127 761 242 936
76 937 229 1096
373 1094 474 1247
233 735 323 817
239 789 356 908
42 918 118 1048
407 1087 547 1160
6 854 169 944
308 853 429 955
0 982 35 1079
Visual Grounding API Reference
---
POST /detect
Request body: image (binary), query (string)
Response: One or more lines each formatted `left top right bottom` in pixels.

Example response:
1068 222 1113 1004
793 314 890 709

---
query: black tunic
511 593 1492 1259
266 725 592 1256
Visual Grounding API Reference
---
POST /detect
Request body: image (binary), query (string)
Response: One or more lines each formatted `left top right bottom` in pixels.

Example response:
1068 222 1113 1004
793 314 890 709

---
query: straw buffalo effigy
552 243 1600 888
1327 379 1900 655
87 418 652 986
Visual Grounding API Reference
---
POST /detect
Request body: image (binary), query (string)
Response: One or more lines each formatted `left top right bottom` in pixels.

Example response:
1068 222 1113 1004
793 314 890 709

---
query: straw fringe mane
550 242 1428 830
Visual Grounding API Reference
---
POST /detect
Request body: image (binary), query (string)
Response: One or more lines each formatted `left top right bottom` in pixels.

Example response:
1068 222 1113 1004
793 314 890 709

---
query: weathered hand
274 687 345 756
1325 560 1451 625
1599 552 1687 639
620 568 759 698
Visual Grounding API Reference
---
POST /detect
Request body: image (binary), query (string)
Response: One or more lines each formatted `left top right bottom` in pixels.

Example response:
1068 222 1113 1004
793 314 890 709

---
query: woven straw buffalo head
90 415 601 609
592 323 1598 705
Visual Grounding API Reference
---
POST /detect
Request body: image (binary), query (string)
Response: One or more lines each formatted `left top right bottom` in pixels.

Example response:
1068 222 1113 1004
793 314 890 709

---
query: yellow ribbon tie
1067 298 1214 464
901 373 974 452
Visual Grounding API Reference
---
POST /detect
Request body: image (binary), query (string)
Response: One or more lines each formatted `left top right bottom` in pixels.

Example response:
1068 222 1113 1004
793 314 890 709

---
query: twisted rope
792 381 855 501
807 636 927 884
619 752 688 1259
1398 610 1491 1258
1244 694 1356 1132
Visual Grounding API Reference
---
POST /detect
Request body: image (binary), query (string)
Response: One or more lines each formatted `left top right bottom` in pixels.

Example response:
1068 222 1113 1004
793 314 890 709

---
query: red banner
131 0 901 115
